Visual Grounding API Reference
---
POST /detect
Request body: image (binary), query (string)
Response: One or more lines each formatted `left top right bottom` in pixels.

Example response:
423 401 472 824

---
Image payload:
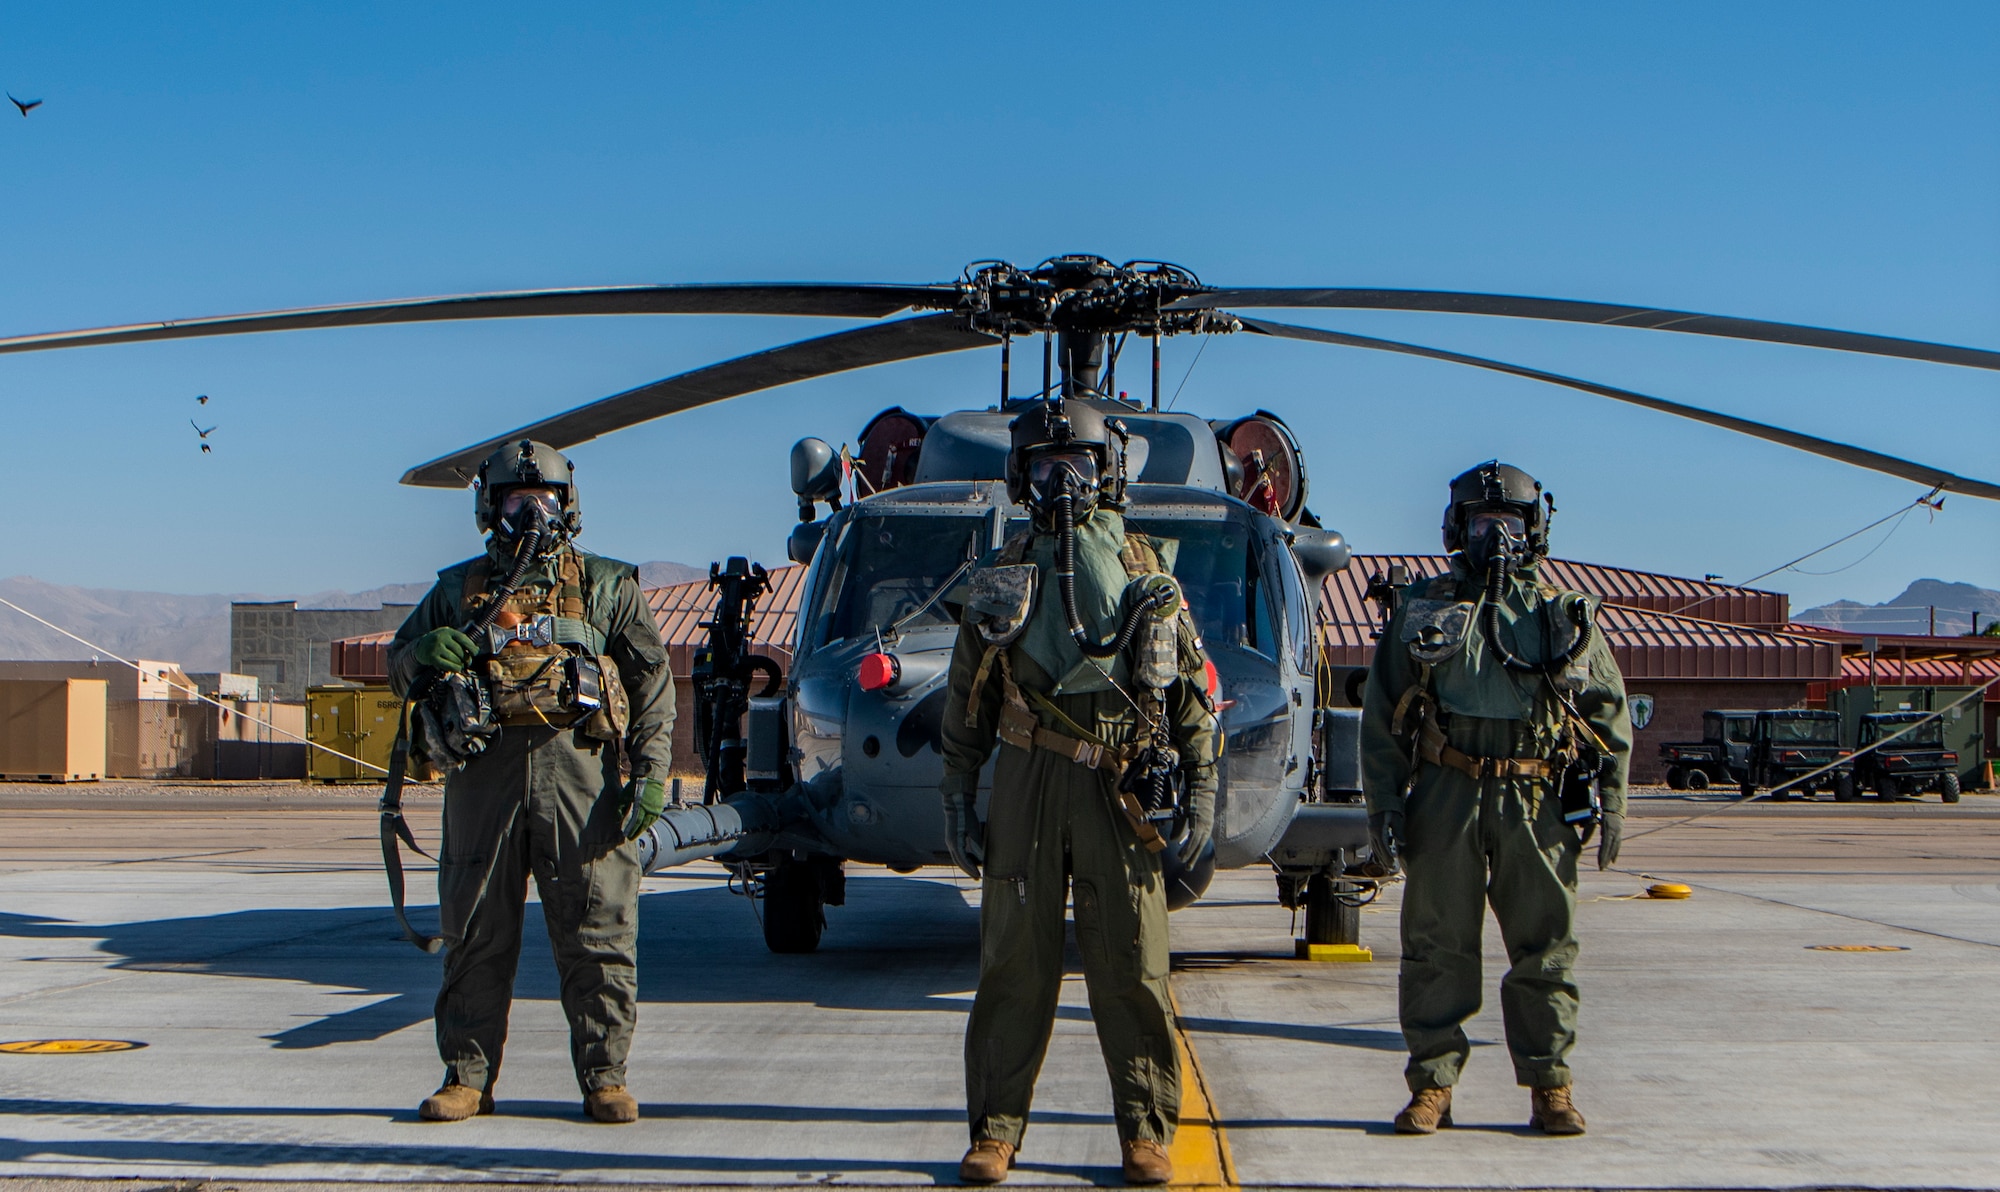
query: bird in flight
8 94 41 117
191 420 217 453
196 394 209 405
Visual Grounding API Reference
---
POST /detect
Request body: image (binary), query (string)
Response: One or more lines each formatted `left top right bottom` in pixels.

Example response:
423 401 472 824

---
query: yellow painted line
1168 989 1237 1189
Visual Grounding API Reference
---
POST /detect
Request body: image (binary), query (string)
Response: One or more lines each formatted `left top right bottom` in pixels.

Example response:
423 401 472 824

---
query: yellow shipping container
0 679 107 782
306 685 405 783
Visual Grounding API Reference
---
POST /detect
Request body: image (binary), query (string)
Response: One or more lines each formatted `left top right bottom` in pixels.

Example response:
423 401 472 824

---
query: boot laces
1538 1086 1573 1110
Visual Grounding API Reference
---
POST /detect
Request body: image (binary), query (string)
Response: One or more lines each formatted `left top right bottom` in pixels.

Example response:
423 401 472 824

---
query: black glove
1596 810 1623 870
1367 809 1406 876
1178 782 1215 868
942 792 984 879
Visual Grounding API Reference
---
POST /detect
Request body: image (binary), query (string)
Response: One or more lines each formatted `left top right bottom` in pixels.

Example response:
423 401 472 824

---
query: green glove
621 775 666 841
1177 783 1214 868
414 626 477 672
1596 810 1624 870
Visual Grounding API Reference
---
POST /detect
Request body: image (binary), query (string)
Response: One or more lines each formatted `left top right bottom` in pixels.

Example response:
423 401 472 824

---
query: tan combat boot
584 1085 640 1124
1393 1086 1453 1134
418 1084 494 1121
959 1139 1015 1184
1529 1085 1586 1135
1120 1139 1173 1185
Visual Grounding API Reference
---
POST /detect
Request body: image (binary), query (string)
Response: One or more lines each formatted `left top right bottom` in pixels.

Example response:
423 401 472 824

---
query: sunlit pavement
0 785 1996 1188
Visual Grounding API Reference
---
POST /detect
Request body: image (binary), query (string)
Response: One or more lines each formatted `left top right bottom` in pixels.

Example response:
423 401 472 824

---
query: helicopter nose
857 652 902 693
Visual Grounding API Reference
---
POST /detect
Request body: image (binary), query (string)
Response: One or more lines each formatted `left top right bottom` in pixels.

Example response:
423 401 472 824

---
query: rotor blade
401 313 996 488
1172 289 2000 371
1237 315 2000 501
0 283 962 357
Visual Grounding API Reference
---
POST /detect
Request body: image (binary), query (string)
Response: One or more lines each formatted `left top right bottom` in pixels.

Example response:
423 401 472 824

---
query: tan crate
0 679 107 782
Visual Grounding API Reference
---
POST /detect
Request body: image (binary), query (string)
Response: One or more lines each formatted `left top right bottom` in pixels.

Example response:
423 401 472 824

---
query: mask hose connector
1053 486 1162 660
1481 550 1591 676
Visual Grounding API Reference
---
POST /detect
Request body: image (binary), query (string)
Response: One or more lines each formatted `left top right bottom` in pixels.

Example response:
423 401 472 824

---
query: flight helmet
1005 399 1127 517
1441 460 1548 563
475 439 583 542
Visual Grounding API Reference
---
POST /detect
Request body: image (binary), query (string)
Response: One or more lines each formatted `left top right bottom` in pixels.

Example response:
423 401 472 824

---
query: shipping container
0 679 107 781
307 685 404 782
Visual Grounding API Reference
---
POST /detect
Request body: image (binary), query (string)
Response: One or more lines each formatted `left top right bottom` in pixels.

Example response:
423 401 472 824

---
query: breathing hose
1482 551 1591 675
466 509 545 635
1053 486 1165 659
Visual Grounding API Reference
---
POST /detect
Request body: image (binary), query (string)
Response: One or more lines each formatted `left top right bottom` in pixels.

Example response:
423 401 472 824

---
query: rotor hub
945 255 1237 339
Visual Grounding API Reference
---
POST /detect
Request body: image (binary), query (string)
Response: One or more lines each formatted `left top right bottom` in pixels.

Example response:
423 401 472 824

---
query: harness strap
994 658 1166 853
965 644 1001 727
1418 713 1555 781
379 697 442 954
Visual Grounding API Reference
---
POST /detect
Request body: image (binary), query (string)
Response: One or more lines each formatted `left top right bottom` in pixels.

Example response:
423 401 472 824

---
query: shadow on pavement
0 875 983 1051
0 1134 977 1182
0 1095 1109 1129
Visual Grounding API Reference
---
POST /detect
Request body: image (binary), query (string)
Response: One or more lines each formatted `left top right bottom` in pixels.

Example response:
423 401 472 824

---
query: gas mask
1024 448 1101 524
1463 509 1528 574
493 487 563 554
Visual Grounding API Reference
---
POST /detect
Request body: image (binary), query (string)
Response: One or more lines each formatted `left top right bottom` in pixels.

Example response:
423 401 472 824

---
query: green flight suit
1360 558 1629 1092
940 510 1220 1150
388 543 675 1096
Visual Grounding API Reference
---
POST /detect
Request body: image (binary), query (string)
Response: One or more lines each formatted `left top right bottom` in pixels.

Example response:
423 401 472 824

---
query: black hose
467 511 545 635
1054 489 1163 660
1482 554 1591 675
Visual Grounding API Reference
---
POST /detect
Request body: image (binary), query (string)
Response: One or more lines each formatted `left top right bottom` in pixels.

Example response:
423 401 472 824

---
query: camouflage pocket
484 648 570 717
577 654 630 741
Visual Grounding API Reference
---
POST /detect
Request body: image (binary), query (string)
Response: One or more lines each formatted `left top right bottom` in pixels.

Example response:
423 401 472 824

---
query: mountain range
1794 579 2000 637
0 561 706 673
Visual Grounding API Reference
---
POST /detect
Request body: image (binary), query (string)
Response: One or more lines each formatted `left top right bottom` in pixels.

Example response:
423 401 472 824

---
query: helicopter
7 253 2000 956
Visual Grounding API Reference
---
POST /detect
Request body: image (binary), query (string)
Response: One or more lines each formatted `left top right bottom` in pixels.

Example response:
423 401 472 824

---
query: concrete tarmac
0 784 1995 1189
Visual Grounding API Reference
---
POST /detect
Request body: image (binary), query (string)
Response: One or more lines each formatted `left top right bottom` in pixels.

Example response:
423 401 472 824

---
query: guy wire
1165 334 1211 411
1670 488 1941 619
0 594 393 776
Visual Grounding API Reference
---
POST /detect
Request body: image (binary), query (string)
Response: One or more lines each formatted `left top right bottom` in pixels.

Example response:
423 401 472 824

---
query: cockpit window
803 514 985 651
1126 516 1280 659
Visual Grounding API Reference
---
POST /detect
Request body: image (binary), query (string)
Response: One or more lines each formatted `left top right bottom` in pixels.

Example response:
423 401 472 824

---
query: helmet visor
1465 510 1527 542
1025 448 1099 495
498 486 563 524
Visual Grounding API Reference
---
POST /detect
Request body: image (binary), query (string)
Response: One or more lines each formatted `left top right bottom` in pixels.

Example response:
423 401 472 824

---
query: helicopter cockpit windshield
1124 515 1284 661
803 513 985 650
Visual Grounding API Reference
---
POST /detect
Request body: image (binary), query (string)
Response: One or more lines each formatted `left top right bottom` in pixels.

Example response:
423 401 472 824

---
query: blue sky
1 3 1995 610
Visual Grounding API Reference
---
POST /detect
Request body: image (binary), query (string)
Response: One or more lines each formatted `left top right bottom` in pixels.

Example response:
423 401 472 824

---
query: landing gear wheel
1833 772 1858 802
1686 769 1711 791
761 858 826 954
1667 766 1689 791
1740 782 1757 801
1304 873 1361 946
1942 771 1961 803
